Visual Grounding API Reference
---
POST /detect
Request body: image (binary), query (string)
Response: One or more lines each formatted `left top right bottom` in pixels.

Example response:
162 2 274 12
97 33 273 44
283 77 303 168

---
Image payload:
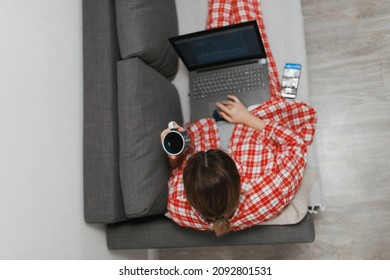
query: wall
0 0 147 259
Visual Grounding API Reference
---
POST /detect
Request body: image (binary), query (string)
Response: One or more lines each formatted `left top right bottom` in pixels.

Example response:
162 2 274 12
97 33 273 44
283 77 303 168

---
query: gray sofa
83 0 315 249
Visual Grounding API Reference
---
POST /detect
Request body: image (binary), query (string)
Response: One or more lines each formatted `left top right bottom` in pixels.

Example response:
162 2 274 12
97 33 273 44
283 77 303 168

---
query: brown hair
183 149 241 236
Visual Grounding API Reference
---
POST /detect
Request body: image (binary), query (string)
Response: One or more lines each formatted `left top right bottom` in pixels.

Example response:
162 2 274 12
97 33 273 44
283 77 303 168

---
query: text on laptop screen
170 21 266 71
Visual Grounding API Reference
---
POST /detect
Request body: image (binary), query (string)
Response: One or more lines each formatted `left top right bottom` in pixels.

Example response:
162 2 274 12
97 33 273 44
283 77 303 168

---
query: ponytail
213 219 231 237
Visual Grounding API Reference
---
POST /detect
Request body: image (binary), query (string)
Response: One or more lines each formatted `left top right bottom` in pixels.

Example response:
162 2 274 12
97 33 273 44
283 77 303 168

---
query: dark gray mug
162 122 191 156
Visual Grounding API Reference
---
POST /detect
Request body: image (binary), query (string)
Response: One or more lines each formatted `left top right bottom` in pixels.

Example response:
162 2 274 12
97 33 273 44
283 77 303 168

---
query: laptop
169 20 271 121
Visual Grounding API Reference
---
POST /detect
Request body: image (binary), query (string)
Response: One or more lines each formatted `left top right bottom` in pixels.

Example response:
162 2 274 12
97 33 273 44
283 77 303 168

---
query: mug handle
168 121 177 130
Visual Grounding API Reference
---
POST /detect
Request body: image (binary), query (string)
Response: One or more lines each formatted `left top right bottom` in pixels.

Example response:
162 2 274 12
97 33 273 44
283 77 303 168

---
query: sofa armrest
107 214 315 249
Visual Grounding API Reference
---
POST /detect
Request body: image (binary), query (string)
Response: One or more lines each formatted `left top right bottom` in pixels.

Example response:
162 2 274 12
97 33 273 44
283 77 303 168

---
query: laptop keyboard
192 65 267 99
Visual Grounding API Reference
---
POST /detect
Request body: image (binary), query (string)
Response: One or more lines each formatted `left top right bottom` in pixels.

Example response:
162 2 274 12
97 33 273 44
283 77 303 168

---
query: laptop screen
169 21 266 71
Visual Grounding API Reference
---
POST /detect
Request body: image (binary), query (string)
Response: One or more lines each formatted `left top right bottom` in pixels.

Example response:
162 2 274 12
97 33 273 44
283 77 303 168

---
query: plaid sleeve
232 122 307 229
186 118 219 152
206 0 281 99
263 121 306 150
252 99 317 146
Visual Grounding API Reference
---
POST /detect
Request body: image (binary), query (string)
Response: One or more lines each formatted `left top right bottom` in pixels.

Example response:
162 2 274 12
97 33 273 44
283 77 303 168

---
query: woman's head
183 149 241 236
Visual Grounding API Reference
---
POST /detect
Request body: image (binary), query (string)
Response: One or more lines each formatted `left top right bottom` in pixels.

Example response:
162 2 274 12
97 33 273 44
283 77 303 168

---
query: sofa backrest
83 0 126 223
83 0 182 223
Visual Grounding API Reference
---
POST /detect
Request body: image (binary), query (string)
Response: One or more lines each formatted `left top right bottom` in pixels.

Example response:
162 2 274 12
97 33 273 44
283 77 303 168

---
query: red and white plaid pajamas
166 0 317 232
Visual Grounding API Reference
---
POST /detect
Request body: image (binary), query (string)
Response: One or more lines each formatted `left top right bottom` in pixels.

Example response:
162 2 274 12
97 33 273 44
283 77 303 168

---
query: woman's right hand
216 95 266 131
216 95 253 125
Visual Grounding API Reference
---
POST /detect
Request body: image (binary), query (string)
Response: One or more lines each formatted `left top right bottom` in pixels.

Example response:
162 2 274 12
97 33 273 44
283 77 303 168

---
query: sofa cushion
117 57 183 218
115 0 179 80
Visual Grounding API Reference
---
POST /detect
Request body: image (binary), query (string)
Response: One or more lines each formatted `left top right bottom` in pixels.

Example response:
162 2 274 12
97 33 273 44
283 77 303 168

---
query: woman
161 0 318 236
161 95 316 236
